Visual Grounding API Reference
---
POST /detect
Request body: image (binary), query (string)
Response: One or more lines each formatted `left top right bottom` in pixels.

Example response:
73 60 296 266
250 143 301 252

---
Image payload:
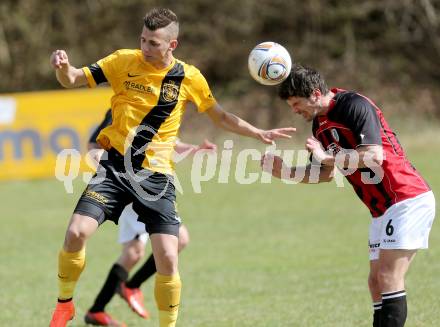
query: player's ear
312 89 322 101
169 39 178 52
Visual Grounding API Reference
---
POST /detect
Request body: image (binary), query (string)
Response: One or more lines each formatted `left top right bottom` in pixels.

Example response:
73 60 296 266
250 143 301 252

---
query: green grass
1 135 439 326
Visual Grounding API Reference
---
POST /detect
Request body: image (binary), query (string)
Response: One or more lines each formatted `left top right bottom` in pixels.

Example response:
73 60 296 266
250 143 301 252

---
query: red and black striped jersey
312 88 430 217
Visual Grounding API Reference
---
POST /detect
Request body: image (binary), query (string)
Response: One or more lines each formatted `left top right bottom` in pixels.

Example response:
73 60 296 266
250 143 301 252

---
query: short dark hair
144 8 178 31
278 64 329 100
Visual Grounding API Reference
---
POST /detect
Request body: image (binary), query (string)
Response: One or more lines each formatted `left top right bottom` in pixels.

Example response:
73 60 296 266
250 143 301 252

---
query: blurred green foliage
1 0 439 121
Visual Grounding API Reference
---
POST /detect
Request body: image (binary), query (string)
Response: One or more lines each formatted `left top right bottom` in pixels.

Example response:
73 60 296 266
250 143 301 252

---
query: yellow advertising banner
0 87 113 181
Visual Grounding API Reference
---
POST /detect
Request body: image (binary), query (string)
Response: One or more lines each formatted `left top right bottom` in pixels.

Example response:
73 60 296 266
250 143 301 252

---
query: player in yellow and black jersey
83 47 217 175
49 8 295 327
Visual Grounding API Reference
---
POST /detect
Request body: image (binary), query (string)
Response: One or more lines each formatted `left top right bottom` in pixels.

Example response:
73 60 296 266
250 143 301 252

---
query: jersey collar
328 88 346 112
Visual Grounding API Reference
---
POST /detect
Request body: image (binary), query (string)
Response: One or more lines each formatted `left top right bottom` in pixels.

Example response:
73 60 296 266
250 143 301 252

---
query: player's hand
50 49 70 70
261 152 288 179
197 139 217 152
258 127 296 145
305 136 331 163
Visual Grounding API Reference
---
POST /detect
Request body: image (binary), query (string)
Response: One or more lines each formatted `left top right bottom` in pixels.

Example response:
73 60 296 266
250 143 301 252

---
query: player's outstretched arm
174 139 217 155
50 49 88 88
261 153 334 183
206 103 296 144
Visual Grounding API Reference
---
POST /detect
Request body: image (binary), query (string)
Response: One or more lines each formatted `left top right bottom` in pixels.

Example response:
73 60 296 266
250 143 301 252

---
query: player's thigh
378 249 417 276
74 165 132 226
132 172 180 237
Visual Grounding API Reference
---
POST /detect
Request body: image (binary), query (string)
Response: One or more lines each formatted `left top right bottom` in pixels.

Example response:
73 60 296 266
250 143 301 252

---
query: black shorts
74 149 179 236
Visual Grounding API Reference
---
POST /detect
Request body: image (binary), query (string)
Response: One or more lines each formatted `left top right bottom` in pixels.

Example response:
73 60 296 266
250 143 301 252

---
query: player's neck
152 55 174 70
321 91 336 114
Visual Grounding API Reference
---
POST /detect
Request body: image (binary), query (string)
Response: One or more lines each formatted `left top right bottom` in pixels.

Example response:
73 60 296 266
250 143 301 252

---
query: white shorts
369 191 436 260
118 204 150 244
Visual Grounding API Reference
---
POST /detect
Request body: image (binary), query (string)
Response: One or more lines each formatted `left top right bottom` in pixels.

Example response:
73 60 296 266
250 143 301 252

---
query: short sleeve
82 51 119 88
187 70 217 113
337 94 382 147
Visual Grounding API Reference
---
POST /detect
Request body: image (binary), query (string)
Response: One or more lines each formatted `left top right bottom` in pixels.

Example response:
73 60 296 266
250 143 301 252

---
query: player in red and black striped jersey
310 88 430 218
262 64 435 327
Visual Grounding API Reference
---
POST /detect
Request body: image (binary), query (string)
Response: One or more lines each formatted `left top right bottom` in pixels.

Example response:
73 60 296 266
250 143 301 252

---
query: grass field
1 132 439 327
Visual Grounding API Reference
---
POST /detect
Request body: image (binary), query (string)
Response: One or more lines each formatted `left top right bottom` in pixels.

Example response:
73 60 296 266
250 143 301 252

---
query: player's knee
135 244 145 260
377 267 401 290
121 241 145 266
64 214 97 250
128 246 145 264
178 226 190 252
65 225 88 247
157 251 178 274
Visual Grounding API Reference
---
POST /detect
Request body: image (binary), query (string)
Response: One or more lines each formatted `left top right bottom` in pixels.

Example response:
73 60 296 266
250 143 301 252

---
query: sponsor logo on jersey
127 73 141 77
162 80 180 102
83 189 109 204
331 128 340 142
123 81 155 94
327 142 342 155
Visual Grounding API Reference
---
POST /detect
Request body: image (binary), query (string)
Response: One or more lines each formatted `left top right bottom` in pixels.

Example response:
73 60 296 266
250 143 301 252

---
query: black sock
89 263 128 313
373 302 382 327
58 298 72 303
380 290 407 327
125 253 156 289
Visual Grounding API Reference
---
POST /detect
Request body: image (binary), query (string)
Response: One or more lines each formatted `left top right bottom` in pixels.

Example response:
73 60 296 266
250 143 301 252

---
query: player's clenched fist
50 50 69 70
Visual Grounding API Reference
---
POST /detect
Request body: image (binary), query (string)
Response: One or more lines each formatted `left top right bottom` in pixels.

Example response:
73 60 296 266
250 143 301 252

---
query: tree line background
1 0 439 127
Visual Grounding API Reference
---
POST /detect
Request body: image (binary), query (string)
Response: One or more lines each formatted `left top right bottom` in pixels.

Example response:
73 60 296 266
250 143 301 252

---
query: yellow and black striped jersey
82 49 217 174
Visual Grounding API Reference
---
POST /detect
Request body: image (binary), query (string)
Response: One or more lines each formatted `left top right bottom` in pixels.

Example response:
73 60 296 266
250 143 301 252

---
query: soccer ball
248 42 292 86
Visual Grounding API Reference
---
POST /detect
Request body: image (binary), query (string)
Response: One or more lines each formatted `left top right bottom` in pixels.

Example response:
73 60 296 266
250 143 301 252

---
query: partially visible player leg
85 239 144 326
126 224 189 289
368 217 383 327
50 213 99 327
50 160 132 327
86 202 148 324
115 240 150 319
369 260 382 327
377 191 435 327
150 233 180 327
132 171 181 327
377 249 416 327
121 225 189 319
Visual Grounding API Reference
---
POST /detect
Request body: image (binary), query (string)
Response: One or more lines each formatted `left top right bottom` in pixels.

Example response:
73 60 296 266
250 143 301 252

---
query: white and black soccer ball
248 41 292 86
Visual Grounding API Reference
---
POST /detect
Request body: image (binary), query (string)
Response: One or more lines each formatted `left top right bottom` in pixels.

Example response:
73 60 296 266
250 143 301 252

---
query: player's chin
143 55 155 62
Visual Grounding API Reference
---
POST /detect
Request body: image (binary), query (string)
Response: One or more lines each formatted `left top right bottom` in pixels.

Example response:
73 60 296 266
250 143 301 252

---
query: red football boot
49 300 75 327
118 282 150 319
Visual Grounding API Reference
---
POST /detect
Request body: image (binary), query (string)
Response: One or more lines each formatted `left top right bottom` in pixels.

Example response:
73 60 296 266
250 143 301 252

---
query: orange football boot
49 300 75 327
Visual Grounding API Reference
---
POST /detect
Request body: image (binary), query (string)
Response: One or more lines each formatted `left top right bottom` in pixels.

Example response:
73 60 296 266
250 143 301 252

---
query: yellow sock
58 247 86 300
155 273 181 327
